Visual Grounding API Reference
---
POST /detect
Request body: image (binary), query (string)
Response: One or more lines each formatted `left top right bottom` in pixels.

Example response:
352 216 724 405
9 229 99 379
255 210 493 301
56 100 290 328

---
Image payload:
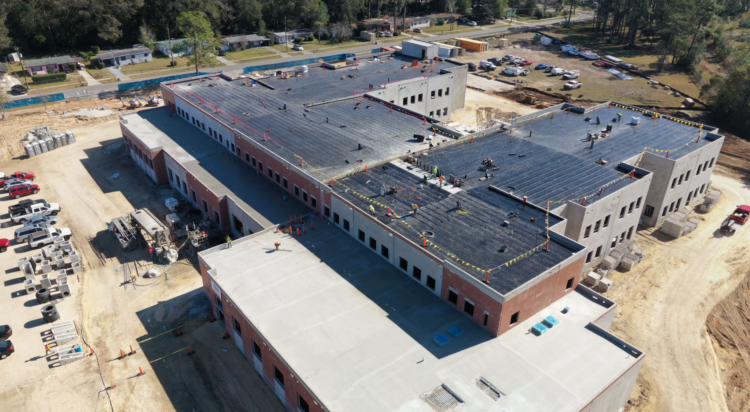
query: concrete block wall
639 136 723 227
121 126 162 184
366 72 457 121
562 174 651 269
199 259 326 412
579 343 645 412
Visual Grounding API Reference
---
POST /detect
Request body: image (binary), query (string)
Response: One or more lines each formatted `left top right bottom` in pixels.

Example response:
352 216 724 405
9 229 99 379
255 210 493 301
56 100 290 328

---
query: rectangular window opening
426 275 435 290
448 290 458 305
483 313 489 327
369 237 376 250
510 311 520 325
381 245 389 258
463 300 475 317
399 257 408 270
343 219 350 231
566 277 574 289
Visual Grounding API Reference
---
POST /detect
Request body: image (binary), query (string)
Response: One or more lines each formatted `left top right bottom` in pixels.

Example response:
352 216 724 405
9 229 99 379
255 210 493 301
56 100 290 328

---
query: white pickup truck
10 202 61 223
28 227 72 249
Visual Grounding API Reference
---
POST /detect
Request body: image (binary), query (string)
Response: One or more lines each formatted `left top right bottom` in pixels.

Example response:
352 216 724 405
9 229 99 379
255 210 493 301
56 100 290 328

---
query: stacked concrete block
42 245 56 259
619 254 639 271
56 269 67 280
68 250 80 263
59 278 72 297
41 260 52 273
59 242 73 253
54 255 65 269
617 239 634 253
608 249 625 266
25 272 36 282
582 272 601 287
699 190 720 213
600 256 618 271
595 267 610 278
71 262 81 274
661 217 687 238
24 279 36 294
596 278 614 293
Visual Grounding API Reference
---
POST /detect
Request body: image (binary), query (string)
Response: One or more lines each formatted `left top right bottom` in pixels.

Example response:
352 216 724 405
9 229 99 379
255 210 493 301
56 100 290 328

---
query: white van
550 67 566 75
503 67 527 76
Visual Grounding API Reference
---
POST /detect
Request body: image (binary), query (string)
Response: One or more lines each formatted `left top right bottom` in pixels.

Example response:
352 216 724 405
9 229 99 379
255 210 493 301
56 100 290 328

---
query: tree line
0 0 508 55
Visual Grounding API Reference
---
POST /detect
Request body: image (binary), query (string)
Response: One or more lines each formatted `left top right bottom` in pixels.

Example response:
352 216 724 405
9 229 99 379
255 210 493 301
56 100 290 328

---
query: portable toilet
66 131 75 144
39 139 48 153
53 135 61 148
60 133 69 146
31 141 41 155
44 137 54 150
25 144 36 158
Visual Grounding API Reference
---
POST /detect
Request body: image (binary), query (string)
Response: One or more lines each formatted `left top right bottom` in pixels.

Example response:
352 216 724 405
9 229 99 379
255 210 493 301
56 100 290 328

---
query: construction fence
242 53 355 74
4 93 66 110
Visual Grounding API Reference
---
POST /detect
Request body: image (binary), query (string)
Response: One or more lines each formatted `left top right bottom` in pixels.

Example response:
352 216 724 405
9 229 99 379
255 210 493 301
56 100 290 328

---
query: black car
467 62 477 72
0 340 13 359
0 325 11 341
11 85 28 95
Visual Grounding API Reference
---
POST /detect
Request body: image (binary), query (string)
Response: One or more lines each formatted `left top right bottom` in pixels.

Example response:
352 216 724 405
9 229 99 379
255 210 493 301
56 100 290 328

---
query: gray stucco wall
580 356 645 412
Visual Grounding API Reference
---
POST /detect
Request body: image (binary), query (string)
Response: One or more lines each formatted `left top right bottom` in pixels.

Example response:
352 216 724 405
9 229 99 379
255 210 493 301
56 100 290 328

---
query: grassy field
86 65 116 81
224 47 275 61
540 25 704 99
420 24 477 34
128 68 194 79
234 55 284 64
119 53 197 74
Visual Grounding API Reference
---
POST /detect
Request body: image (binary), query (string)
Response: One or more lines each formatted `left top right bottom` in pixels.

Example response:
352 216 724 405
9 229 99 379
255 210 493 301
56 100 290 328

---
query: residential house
391 16 432 30
0 63 8 82
271 29 313 44
220 35 270 51
359 18 393 32
95 46 153 67
429 13 462 23
155 38 193 57
24 56 85 75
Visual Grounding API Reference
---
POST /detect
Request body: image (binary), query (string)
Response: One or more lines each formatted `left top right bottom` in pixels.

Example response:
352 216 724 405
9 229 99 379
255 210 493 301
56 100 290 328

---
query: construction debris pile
661 209 701 239
23 126 76 158
583 239 646 293
699 189 721 213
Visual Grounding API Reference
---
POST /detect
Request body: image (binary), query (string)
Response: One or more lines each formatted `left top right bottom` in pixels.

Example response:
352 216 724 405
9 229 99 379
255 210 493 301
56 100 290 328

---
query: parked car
619 62 640 70
0 239 9 252
563 71 580 80
535 63 549 70
3 179 32 191
488 57 503 65
28 227 72 249
24 215 58 226
292 44 304 51
519 59 533 66
11 85 27 95
15 223 53 243
564 80 583 90
413 28 423 33
11 202 60 223
8 199 47 214
465 21 477 26
0 172 36 185
9 184 40 199
479 61 496 71
503 67 529 76
384 31 393 37
545 65 558 73
0 340 14 359
580 51 599 60
502 55 515 61
467 62 477 71
550 67 566 75
0 325 11 341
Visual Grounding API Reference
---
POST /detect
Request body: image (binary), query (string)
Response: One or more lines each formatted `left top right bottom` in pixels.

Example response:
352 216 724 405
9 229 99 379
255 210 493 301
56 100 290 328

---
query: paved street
10 13 591 101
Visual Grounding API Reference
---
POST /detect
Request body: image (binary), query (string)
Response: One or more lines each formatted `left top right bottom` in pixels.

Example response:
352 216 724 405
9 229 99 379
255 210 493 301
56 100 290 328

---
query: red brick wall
497 256 584 335
182 165 228 232
199 258 326 412
161 86 175 109
441 268 504 335
151 150 168 184
121 125 163 183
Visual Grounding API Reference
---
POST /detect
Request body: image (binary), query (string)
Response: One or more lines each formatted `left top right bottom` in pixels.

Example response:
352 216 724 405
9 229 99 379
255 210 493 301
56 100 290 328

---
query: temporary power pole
16 47 29 88
285 17 288 53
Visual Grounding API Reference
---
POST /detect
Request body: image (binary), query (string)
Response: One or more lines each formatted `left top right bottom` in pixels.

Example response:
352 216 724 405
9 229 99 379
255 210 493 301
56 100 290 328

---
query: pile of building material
699 190 721 213
45 321 85 366
583 239 646 292
20 240 81 298
23 126 76 158
661 209 700 238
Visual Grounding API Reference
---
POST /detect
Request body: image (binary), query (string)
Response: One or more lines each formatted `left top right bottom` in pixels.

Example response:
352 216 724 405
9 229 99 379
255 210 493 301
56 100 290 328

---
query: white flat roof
201 223 643 412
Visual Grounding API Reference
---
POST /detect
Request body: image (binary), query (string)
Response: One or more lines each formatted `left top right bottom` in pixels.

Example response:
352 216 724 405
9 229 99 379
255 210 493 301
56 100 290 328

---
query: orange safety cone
130 345 136 355
470 136 474 144
89 346 94 356
311 220 314 230
422 237 426 247
223 330 230 339
188 346 195 356
297 228 300 236
110 380 115 390
365 164 368 172
139 366 145 376
176 327 182 337
303 225 306 234
120 349 125 359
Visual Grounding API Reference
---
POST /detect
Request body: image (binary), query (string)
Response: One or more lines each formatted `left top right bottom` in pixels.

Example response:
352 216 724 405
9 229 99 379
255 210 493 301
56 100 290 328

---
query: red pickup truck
0 172 35 185
9 184 40 199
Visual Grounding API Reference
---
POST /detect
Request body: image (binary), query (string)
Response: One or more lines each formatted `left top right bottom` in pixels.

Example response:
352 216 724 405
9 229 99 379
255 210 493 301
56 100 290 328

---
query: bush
321 32 331 40
394 30 401 36
32 72 67 84
91 45 100 54
437 19 445 26
740 16 750 29
305 35 314 41
293 37 303 44
78 51 90 61
95 61 105 70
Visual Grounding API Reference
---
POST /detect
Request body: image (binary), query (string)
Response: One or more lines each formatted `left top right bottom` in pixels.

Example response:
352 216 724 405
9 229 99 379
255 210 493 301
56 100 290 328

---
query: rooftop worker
617 113 622 122
439 175 444 186
368 204 375 215
423 174 428 183
412 204 418 214
596 116 600 125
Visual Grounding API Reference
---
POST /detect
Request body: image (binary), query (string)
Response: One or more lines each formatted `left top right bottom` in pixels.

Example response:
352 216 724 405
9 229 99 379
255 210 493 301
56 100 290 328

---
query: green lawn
86 65 116 81
233 55 283 64
421 24 476 34
128 68 194 79
119 53 198 74
224 47 275 61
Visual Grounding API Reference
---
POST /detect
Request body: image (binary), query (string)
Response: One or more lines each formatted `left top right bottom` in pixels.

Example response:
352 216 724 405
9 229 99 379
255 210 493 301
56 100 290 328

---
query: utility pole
285 16 288 53
16 47 29 89
167 27 175 67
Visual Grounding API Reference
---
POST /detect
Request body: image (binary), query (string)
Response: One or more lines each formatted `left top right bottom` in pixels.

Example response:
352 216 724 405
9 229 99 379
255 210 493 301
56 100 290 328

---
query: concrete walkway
107 67 131 81
216 56 233 65
77 70 101 86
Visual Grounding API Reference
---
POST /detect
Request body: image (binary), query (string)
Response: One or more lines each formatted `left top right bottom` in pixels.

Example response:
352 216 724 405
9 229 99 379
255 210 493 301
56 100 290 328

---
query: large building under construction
120 52 723 412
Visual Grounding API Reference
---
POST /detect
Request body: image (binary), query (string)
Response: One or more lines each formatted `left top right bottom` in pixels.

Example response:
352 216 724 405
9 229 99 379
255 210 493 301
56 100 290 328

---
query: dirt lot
450 36 693 107
0 103 285 412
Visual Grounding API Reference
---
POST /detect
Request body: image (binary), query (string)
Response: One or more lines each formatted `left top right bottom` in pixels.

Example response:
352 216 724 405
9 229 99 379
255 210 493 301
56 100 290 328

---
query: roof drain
421 231 435 239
